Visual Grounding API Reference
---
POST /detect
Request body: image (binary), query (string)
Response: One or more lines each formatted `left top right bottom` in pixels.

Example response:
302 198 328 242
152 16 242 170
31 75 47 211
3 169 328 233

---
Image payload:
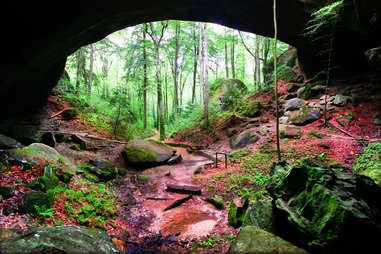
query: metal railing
215 152 228 168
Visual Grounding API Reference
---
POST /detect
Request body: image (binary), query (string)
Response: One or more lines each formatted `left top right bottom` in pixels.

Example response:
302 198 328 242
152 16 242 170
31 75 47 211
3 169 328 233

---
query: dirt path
119 144 230 241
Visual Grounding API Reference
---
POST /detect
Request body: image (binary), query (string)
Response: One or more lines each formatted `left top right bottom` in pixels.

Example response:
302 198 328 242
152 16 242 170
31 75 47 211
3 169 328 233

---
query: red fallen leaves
112 238 127 252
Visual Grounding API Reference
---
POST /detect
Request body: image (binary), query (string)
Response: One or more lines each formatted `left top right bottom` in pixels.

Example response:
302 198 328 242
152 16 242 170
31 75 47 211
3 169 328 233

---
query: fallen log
164 195 192 211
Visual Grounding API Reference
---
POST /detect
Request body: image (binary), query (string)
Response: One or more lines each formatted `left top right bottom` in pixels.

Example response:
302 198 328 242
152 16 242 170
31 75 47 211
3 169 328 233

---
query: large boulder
243 199 275 233
267 160 381 253
290 106 321 125
228 226 308 254
122 140 178 167
284 98 307 111
241 101 262 117
212 79 247 110
230 130 259 149
9 143 74 169
0 226 121 254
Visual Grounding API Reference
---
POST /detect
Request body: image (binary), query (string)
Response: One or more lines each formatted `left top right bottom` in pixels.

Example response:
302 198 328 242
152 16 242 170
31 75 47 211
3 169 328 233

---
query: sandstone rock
0 134 21 149
290 106 321 125
284 98 307 111
166 183 201 195
229 226 308 254
243 199 275 233
228 198 249 228
241 101 262 117
297 85 311 100
0 226 121 254
267 160 381 253
230 130 259 149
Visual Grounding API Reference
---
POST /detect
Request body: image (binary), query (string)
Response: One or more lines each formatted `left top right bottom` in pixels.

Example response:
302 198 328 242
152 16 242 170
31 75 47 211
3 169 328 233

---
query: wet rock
228 198 249 228
284 98 307 111
230 130 259 149
61 107 79 120
122 140 175 167
22 191 54 215
243 199 275 233
290 106 321 126
280 126 303 139
0 226 121 254
267 160 381 253
331 94 350 106
40 132 56 147
166 183 201 195
0 134 21 149
229 226 308 254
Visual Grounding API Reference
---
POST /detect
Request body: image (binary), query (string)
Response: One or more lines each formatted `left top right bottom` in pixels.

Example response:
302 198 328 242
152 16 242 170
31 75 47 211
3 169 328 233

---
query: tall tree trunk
255 35 261 90
192 26 198 105
165 73 168 121
231 30 236 79
198 23 204 116
152 91 156 128
224 27 229 78
143 24 148 129
88 44 94 99
273 0 281 161
75 48 82 95
262 37 270 84
173 22 180 121
203 23 209 125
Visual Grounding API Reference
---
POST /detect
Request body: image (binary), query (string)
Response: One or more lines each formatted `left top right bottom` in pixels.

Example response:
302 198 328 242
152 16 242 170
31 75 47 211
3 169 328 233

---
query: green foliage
354 143 381 184
34 204 53 217
308 130 326 139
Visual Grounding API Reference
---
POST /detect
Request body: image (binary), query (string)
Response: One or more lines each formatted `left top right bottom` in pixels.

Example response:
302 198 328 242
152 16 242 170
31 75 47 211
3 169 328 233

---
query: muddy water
122 147 228 240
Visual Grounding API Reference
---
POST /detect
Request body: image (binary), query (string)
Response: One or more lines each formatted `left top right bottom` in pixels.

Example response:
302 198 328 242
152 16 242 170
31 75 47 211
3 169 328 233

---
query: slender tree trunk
255 35 261 90
231 30 236 79
152 91 156 128
88 44 94 99
203 23 209 125
75 48 82 95
198 23 204 116
192 27 198 105
273 0 281 161
143 24 148 129
224 27 229 78
165 73 168 121
173 23 180 121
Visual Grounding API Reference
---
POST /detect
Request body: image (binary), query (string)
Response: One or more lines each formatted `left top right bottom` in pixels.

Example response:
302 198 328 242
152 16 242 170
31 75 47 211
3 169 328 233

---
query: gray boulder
290 106 321 125
0 226 121 254
331 94 350 106
284 98 307 111
122 140 177 167
0 134 21 149
229 226 308 254
230 130 259 149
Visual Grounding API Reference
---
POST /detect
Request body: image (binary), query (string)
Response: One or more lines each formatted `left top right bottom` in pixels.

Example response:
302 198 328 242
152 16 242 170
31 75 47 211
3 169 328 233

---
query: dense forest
0 1 381 253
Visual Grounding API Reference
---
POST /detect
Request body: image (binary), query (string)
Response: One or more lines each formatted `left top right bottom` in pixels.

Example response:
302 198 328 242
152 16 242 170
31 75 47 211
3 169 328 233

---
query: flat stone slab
166 183 202 195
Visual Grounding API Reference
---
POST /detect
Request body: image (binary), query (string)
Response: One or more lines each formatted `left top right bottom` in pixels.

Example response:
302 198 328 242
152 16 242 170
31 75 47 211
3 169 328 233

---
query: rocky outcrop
2 0 379 118
267 160 381 253
0 226 121 254
122 140 179 167
212 79 247 110
229 226 308 254
230 130 259 149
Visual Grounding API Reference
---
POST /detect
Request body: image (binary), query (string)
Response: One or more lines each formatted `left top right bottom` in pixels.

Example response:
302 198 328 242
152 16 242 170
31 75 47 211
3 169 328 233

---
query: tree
147 21 168 140
273 0 281 161
198 23 204 117
88 43 95 99
231 30 236 79
224 27 229 78
191 25 198 104
75 47 82 95
203 23 209 125
142 24 148 129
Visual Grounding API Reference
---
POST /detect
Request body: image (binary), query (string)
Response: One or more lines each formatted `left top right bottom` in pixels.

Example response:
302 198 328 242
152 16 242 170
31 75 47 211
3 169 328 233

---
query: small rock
331 94 350 106
297 85 311 100
284 98 307 111
230 130 259 149
279 116 289 124
259 126 272 136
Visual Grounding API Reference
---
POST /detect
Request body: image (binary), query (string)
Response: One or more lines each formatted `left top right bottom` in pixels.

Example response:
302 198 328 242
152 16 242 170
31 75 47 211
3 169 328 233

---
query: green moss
123 146 158 163
137 175 150 182
308 130 326 139
206 197 224 210
61 107 79 120
354 142 381 184
240 101 262 117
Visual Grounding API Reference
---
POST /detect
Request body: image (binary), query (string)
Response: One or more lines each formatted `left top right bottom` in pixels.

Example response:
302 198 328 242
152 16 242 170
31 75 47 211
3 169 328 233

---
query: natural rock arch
1 0 381 117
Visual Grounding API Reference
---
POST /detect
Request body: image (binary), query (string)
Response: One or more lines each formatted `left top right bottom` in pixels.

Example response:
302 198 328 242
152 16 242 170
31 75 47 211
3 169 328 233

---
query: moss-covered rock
122 140 176 167
284 98 306 111
297 85 312 100
22 191 54 215
0 226 121 254
267 160 381 253
61 107 79 120
230 130 259 149
226 128 237 137
243 199 275 233
229 226 308 254
228 199 249 228
0 186 13 199
0 134 21 149
206 197 224 210
88 157 118 180
290 106 321 125
211 79 247 110
241 101 262 117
